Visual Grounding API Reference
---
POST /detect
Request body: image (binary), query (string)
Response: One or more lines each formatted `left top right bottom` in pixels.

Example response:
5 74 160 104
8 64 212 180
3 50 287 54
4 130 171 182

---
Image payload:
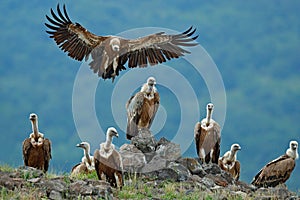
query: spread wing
126 92 145 139
45 4 106 61
43 139 52 172
251 154 295 187
121 26 198 68
22 138 32 166
45 4 198 81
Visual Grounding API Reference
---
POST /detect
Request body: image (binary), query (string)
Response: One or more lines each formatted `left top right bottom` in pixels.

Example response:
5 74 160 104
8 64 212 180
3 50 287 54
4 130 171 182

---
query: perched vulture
94 127 123 188
71 142 95 176
126 77 160 140
45 4 198 81
22 113 52 172
251 140 298 188
194 103 221 164
218 143 241 180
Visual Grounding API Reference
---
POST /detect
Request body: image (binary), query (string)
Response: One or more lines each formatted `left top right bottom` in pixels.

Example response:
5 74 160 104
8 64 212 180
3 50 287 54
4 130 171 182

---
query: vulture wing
121 26 198 68
212 121 221 163
251 154 295 187
232 160 241 181
194 122 202 157
126 92 145 139
93 149 101 179
43 139 52 172
148 92 160 128
22 138 32 166
45 4 107 61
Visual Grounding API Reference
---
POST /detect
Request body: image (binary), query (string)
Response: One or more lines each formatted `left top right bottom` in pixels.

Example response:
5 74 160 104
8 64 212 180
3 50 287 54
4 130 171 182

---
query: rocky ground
0 129 298 199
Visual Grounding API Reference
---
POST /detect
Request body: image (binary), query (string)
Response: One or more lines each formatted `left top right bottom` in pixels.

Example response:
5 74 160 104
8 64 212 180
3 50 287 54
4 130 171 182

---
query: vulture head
144 77 156 94
29 113 37 122
76 142 90 151
107 127 119 139
231 143 241 152
109 37 121 52
287 140 299 160
207 103 214 112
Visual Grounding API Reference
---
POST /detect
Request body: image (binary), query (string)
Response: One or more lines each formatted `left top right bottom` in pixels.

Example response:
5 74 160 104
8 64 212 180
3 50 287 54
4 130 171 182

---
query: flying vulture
22 113 52 172
251 140 298 188
45 4 198 81
71 142 95 176
194 103 221 164
218 143 241 180
94 127 123 188
126 77 160 140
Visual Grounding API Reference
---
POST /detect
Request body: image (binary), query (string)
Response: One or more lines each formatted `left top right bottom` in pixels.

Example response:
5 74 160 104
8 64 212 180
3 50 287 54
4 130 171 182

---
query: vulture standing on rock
71 142 95 176
126 77 160 140
251 140 298 188
94 127 123 188
218 143 241 180
194 103 221 164
22 113 52 172
45 4 198 81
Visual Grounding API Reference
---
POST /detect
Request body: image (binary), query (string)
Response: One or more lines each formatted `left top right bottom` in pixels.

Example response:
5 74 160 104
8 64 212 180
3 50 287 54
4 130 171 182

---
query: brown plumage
22 113 52 172
45 4 198 81
218 143 241 180
194 103 221 164
71 142 95 176
126 77 160 140
251 140 298 188
94 127 123 188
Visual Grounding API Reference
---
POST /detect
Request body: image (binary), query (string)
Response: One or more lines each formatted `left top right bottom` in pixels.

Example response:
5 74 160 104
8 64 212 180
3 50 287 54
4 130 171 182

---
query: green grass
0 164 15 173
69 170 98 180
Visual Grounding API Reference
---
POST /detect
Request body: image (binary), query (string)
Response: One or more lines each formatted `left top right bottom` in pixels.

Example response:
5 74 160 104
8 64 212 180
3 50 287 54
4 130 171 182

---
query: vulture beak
76 143 83 148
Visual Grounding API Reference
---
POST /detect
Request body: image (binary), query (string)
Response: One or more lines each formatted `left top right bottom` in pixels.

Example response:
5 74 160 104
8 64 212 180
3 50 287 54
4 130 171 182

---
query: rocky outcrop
118 129 299 199
1 129 298 199
0 166 113 200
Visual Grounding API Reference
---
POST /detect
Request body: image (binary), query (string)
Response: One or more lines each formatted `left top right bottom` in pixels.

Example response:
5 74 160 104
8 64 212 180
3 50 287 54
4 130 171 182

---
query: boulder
141 155 168 173
202 163 222 175
119 143 147 173
176 157 206 177
131 128 158 154
156 137 181 162
167 162 191 181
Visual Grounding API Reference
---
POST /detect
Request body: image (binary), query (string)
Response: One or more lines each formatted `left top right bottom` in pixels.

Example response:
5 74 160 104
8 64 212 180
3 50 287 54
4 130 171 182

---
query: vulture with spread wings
45 4 198 81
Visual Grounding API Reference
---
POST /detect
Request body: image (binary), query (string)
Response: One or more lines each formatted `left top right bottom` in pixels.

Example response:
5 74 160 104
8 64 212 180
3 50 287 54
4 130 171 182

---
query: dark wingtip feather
63 4 72 22
57 3 69 23
182 26 193 35
185 27 196 37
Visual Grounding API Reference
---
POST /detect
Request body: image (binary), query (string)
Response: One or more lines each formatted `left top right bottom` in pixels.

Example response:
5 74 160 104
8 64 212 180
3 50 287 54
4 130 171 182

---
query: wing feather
126 92 145 139
45 4 106 61
233 161 240 181
251 154 296 187
43 139 52 172
148 92 160 128
124 26 198 68
194 122 201 156
22 138 32 166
